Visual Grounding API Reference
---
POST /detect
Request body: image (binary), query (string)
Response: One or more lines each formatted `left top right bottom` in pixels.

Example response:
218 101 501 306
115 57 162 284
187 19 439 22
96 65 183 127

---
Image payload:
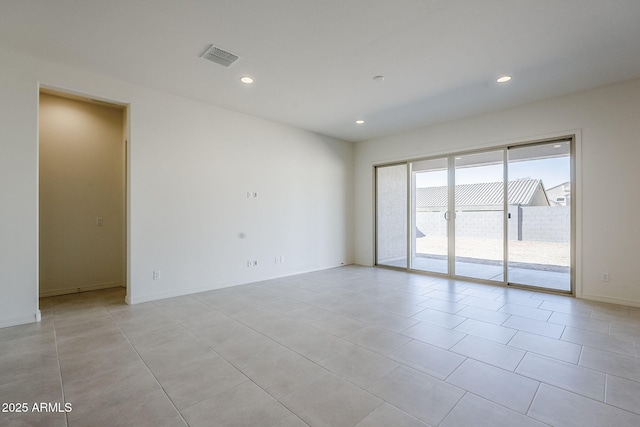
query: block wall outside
415 205 570 243
376 166 407 262
520 206 570 243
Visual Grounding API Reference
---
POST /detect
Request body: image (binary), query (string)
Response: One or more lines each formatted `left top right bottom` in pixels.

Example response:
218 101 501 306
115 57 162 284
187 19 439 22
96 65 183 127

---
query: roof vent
201 45 239 67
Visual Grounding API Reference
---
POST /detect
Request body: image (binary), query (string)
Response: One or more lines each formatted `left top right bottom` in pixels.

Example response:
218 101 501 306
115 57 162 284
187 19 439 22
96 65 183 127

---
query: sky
416 157 570 189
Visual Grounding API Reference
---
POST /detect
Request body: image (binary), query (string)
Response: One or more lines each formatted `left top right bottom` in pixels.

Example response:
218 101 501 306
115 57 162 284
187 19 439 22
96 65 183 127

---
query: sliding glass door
375 137 574 294
411 158 449 274
454 150 505 282
507 141 572 291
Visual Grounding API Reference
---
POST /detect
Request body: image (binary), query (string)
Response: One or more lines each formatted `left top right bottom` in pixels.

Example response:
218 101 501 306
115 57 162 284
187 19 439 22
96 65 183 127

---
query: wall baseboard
0 311 41 329
127 264 350 305
580 293 640 309
40 282 125 298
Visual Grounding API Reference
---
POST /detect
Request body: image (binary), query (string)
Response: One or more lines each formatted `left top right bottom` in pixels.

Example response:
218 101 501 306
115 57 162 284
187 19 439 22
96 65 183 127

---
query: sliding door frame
374 134 577 296
503 137 576 294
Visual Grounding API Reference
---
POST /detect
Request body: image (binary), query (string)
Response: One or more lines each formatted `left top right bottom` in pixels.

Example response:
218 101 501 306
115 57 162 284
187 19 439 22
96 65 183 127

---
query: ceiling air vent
201 45 239 67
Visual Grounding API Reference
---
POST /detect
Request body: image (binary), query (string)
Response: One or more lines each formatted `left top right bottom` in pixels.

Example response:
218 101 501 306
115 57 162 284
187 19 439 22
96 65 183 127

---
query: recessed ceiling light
355 119 365 125
496 75 512 83
553 144 562 148
240 76 254 84
455 157 462 160
373 75 385 82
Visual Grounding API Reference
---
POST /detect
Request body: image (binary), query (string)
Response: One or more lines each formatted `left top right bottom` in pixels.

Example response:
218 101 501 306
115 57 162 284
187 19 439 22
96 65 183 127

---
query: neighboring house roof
416 179 548 207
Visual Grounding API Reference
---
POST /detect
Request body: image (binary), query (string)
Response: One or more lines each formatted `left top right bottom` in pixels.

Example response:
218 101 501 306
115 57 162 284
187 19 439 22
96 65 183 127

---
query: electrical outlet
600 272 609 282
153 270 161 280
96 217 104 226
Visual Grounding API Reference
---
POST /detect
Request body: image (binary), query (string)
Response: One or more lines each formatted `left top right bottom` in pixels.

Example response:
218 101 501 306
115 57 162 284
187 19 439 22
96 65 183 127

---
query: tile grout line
524 382 545 422
435 390 467 426
50 312 69 427
105 308 190 427
158 305 313 425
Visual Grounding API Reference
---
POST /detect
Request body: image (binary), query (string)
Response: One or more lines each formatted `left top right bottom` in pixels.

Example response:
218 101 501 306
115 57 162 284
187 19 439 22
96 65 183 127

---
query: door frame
36 83 131 313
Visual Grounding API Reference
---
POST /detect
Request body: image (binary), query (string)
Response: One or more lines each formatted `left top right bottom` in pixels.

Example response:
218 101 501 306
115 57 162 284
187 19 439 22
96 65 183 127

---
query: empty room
2 1 640 426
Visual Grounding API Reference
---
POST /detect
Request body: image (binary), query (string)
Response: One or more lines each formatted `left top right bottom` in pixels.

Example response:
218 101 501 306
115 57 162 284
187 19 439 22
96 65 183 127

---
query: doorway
375 137 574 293
39 89 128 299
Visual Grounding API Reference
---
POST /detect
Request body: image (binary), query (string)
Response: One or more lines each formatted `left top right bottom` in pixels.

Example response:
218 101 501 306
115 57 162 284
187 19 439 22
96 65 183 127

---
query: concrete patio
381 237 571 292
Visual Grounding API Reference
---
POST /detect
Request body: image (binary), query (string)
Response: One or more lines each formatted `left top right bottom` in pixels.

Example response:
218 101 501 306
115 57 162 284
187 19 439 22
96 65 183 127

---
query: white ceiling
2 1 640 142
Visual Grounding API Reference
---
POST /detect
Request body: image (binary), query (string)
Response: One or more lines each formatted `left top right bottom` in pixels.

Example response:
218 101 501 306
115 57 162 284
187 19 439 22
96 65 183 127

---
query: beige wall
39 93 125 296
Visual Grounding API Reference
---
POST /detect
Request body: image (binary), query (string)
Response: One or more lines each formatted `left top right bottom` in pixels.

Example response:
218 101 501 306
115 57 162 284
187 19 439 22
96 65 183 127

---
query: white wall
355 77 640 307
0 47 354 327
0 51 39 326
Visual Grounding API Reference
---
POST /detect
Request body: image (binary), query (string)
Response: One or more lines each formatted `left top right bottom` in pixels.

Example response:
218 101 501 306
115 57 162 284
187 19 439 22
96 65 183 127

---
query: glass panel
507 141 572 291
376 165 408 268
454 151 505 281
411 158 449 274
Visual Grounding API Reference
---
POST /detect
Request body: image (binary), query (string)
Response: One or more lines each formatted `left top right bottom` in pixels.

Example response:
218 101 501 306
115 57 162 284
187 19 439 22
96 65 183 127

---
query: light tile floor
1 265 640 426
